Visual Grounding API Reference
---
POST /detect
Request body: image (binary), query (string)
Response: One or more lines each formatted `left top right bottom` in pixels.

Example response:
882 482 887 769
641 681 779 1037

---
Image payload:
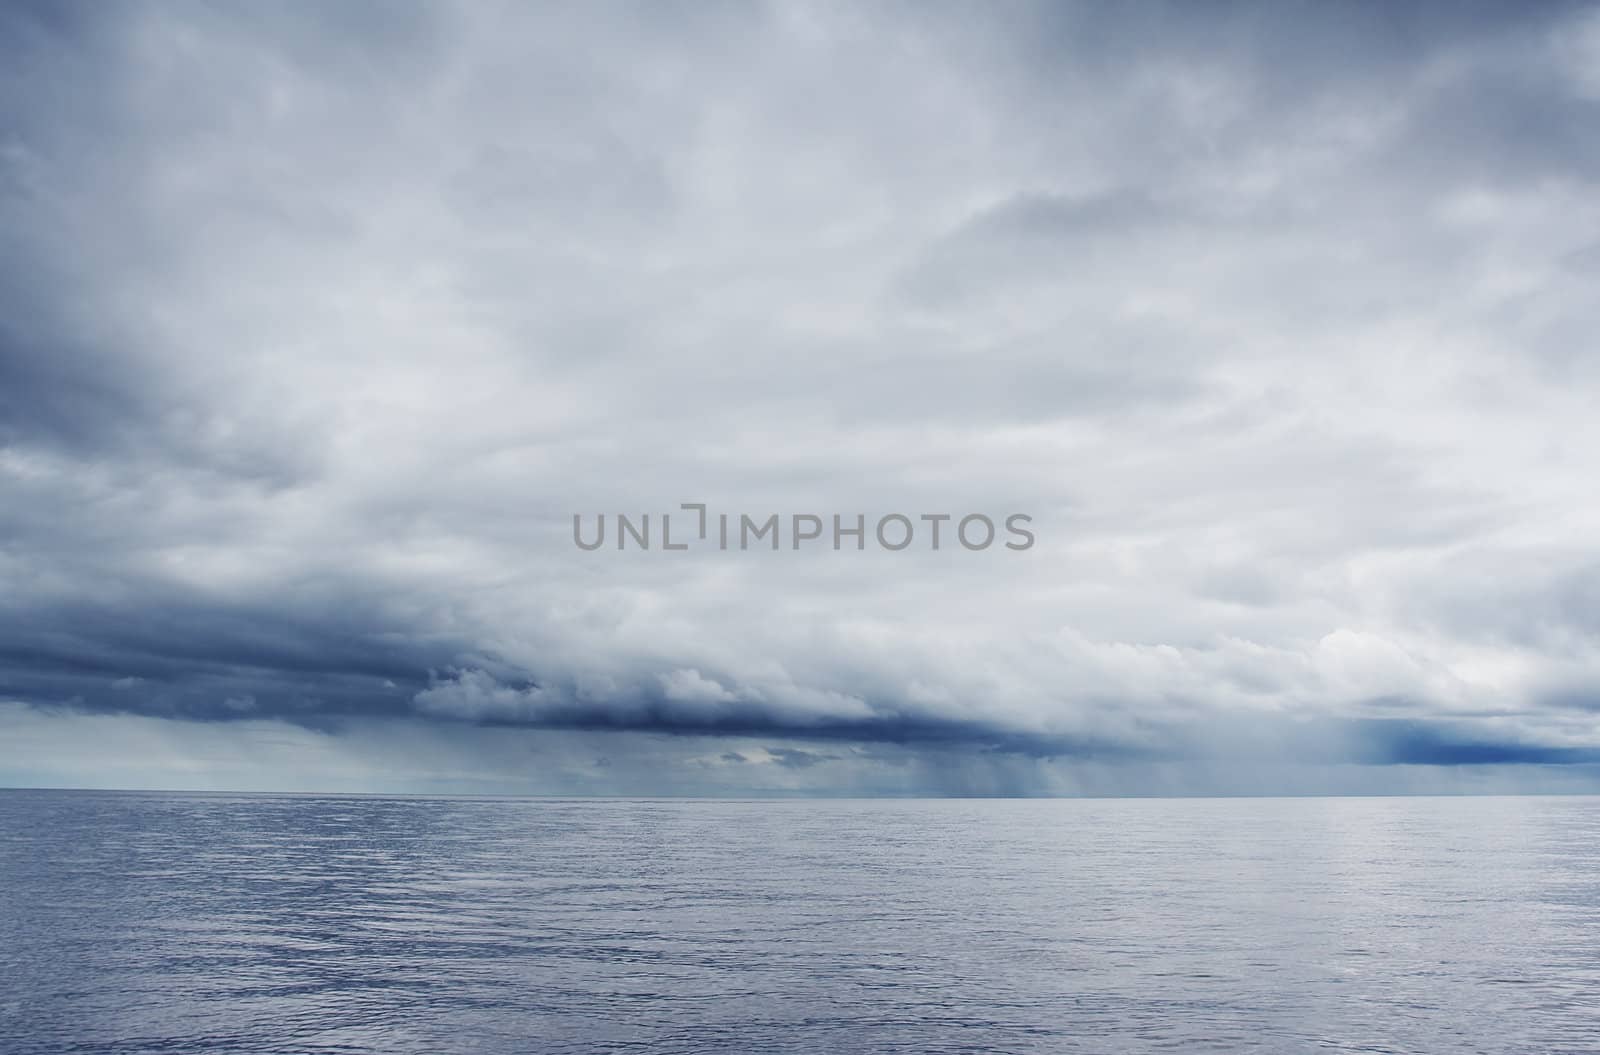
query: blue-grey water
3 792 1599 1054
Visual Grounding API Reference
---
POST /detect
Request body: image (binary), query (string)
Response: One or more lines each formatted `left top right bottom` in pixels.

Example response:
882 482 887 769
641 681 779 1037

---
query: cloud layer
4 1 1600 792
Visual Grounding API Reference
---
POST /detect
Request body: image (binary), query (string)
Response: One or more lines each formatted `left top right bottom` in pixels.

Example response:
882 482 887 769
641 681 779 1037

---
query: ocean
3 791 1598 1053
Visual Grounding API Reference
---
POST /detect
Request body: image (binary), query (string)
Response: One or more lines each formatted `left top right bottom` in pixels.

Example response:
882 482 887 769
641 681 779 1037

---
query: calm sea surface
3 792 1599 1054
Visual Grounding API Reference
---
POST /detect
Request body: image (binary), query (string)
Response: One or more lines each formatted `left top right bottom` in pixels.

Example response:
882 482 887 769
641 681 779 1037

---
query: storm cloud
4 1 1600 793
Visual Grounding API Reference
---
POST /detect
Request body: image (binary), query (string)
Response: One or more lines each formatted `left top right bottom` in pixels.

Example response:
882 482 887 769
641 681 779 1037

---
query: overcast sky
4 1 1600 794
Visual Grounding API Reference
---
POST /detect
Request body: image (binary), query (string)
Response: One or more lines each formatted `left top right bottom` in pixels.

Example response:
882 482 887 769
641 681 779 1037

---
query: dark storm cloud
1347 719 1600 767
415 668 1161 759
0 583 469 722
4 1 1600 792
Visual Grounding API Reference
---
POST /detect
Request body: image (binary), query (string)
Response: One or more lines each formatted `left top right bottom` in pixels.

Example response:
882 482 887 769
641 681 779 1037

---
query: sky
3 0 1600 795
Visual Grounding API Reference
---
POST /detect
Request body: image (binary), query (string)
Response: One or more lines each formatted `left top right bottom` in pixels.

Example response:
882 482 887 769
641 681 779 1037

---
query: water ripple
3 793 1599 1053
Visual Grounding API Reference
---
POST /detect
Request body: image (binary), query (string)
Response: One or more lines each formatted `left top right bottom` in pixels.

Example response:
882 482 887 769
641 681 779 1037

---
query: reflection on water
3 792 1599 1053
